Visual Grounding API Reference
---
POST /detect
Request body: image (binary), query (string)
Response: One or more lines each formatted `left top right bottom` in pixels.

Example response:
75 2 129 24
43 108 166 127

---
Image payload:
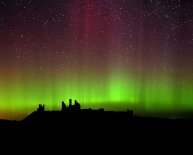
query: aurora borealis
0 0 193 120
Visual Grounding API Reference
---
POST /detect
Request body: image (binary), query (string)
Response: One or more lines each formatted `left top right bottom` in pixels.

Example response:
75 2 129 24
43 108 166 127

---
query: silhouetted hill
21 109 133 131
1 107 193 132
1 99 193 142
18 99 193 132
0 119 18 127
1 108 193 148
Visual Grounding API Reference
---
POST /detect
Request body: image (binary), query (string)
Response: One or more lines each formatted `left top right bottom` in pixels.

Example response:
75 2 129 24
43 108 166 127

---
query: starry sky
0 0 193 120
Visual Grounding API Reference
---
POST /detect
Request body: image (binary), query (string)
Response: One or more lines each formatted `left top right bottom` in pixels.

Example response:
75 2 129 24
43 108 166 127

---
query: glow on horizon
0 69 192 120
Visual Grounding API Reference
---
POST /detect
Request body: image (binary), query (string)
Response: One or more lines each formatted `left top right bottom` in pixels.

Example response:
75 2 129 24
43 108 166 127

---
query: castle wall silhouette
37 99 81 112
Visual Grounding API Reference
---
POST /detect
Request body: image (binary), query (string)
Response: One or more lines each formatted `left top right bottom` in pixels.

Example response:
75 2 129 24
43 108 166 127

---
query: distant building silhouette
127 109 133 117
69 99 72 107
99 108 104 112
60 99 81 112
36 99 133 118
62 101 66 111
74 100 81 111
37 104 45 112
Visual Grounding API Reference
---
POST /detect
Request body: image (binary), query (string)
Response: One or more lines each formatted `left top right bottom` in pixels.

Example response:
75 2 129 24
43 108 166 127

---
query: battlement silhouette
37 99 81 113
23 99 134 130
36 98 133 117
37 104 45 112
2 98 193 136
61 99 81 112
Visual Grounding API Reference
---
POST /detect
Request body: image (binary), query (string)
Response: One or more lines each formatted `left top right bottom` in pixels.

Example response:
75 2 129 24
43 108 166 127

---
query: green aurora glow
0 68 192 120
0 0 193 120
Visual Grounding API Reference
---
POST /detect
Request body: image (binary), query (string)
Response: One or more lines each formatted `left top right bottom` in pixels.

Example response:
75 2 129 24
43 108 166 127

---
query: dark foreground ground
1 110 193 133
0 110 193 150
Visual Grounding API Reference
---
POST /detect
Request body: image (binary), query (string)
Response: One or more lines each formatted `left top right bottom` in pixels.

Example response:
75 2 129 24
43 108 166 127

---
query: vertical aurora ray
0 0 192 120
0 69 192 120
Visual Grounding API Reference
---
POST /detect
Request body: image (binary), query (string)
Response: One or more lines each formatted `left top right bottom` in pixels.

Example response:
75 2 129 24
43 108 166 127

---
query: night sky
0 0 193 120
